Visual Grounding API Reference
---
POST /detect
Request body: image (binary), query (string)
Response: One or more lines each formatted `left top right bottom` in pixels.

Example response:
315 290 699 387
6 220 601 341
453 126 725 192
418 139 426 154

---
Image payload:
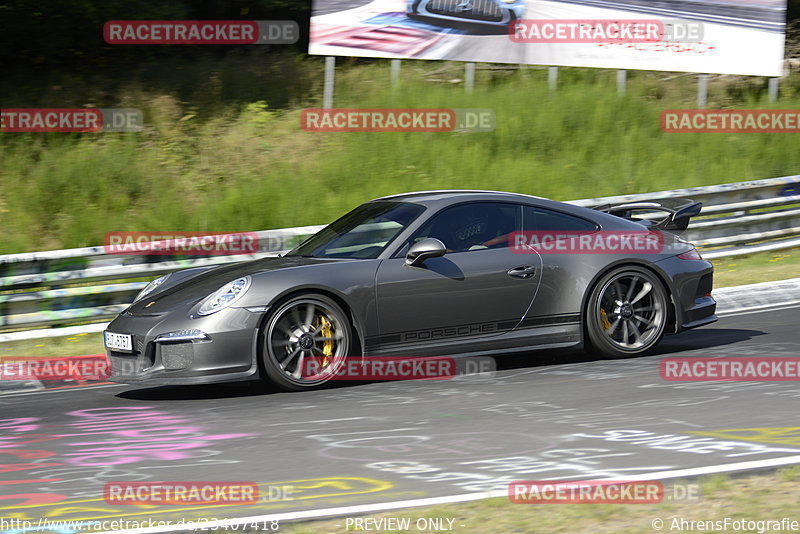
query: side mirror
406 238 446 267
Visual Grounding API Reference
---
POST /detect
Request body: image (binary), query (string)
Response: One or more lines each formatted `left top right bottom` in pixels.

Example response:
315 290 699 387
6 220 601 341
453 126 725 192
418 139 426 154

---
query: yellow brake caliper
600 308 612 330
318 315 334 368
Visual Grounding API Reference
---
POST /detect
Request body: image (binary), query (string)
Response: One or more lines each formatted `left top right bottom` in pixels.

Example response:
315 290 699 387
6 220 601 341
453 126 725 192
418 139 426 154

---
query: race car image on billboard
406 0 527 28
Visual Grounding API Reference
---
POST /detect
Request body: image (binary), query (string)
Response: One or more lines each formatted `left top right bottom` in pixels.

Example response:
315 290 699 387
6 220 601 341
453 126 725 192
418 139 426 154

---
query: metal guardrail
569 174 800 258
1 175 798 336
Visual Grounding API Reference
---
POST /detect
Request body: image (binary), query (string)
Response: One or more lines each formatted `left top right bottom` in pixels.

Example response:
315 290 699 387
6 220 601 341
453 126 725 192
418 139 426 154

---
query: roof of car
373 190 548 203
367 189 640 231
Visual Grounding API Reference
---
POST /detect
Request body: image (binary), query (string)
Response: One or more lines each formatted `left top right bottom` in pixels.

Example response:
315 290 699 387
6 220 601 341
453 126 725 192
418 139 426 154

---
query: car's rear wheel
585 266 668 358
261 294 351 391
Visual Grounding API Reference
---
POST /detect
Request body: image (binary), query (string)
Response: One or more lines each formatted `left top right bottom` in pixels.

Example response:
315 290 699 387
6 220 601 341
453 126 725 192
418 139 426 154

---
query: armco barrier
1 175 798 337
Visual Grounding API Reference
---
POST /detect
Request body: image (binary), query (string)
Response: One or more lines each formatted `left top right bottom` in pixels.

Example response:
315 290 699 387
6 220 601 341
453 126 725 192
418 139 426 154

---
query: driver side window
409 202 520 253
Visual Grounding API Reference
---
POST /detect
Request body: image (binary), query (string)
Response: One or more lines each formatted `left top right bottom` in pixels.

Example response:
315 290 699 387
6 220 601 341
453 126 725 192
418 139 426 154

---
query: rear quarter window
523 206 598 232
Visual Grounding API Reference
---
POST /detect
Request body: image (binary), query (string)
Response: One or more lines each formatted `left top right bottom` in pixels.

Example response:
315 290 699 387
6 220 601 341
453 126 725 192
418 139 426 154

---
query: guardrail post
548 67 558 91
617 70 627 96
390 59 401 90
465 62 475 93
768 78 779 103
697 74 709 109
323 57 336 109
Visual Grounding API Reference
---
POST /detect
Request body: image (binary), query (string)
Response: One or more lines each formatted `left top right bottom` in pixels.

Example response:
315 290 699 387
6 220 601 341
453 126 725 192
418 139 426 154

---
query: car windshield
286 201 425 259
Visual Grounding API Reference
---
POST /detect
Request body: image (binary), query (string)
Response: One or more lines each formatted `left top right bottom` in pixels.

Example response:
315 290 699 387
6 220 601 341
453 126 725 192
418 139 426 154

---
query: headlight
133 274 171 303
197 276 252 316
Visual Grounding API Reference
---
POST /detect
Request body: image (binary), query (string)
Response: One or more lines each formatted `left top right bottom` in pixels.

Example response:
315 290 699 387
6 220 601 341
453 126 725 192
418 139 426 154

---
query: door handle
507 265 536 279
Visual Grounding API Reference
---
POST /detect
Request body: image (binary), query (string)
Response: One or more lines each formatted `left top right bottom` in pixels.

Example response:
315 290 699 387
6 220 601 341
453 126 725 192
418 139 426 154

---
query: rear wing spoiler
593 198 702 233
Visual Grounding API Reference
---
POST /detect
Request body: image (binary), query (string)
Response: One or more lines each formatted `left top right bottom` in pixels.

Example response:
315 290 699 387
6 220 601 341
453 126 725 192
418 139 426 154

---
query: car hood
125 256 347 316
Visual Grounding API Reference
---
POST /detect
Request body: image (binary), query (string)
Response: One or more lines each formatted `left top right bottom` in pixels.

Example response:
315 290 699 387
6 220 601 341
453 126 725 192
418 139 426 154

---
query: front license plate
105 332 133 352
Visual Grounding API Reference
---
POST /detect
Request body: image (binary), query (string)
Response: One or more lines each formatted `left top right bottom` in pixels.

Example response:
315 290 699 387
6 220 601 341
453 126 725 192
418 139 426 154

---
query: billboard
309 0 787 76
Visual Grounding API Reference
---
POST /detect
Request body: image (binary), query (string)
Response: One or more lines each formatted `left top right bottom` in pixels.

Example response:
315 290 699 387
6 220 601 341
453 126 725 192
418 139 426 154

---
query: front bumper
105 306 262 385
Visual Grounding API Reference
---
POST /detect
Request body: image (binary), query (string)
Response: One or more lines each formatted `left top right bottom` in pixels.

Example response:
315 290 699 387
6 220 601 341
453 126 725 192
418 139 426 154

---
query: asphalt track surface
2 306 799 532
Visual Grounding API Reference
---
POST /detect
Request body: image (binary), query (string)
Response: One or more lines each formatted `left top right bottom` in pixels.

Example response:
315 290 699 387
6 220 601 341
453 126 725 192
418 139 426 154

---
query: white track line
0 383 123 399
718 302 800 317
98 455 800 534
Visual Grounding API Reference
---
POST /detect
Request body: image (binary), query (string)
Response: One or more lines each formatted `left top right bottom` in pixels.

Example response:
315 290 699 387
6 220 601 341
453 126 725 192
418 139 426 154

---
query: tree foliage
0 0 311 68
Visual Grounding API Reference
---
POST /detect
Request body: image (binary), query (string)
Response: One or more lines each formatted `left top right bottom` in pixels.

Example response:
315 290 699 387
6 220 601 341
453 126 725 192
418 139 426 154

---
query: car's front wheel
585 266 669 358
261 294 352 391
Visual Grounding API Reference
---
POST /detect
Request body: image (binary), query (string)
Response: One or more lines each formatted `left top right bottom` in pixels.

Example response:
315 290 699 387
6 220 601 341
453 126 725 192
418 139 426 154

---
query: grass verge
0 332 104 359
710 247 800 287
1 62 799 254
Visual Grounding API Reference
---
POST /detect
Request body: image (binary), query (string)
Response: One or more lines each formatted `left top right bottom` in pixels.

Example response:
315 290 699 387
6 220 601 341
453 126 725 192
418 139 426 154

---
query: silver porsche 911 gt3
105 190 716 391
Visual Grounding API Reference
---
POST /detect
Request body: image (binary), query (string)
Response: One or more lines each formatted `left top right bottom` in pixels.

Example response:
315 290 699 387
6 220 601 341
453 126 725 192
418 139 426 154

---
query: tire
584 266 669 359
261 294 353 391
